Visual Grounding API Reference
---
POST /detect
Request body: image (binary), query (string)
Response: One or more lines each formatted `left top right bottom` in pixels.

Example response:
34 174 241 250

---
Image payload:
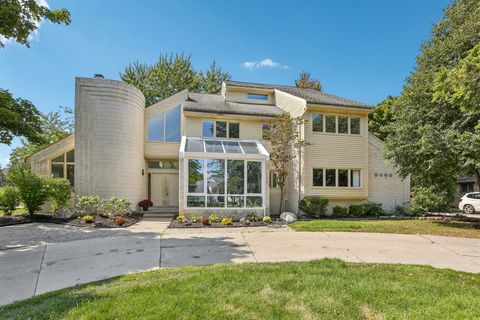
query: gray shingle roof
226 80 372 109
184 92 282 117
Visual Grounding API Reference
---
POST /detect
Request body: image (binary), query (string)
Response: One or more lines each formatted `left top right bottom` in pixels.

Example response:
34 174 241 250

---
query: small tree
266 113 308 213
7 164 47 216
44 176 72 213
295 71 322 91
0 186 20 215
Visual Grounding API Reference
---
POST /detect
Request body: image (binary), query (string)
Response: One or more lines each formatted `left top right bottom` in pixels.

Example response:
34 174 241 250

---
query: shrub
200 217 209 225
76 196 101 216
363 201 384 217
247 212 259 222
102 197 131 217
7 164 47 215
208 214 219 223
0 186 20 215
298 196 329 217
114 216 127 226
221 217 233 225
176 215 186 222
411 186 449 215
82 215 94 223
138 199 153 208
393 205 406 216
263 216 272 223
332 205 348 216
190 216 199 223
348 204 364 216
44 177 72 213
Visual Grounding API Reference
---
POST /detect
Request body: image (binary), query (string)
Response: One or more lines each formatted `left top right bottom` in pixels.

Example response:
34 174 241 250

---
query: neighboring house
26 76 410 217
455 175 479 203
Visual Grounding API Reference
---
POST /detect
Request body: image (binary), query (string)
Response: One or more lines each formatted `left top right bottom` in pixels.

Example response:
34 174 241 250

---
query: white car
458 192 480 214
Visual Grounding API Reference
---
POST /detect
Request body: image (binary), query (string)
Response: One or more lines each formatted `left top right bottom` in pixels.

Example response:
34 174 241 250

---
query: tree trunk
279 186 285 214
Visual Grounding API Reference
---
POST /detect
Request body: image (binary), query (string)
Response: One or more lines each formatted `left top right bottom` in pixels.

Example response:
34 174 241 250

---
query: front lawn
0 207 26 216
1 259 479 319
291 218 480 238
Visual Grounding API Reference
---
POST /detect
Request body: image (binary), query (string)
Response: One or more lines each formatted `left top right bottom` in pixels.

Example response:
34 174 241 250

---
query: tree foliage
383 0 480 210
7 163 47 215
0 0 71 47
0 88 44 145
121 53 231 106
295 71 322 91
368 96 397 141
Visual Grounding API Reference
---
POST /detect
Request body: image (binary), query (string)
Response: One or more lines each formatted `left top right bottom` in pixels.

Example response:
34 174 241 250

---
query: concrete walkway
1 221 480 306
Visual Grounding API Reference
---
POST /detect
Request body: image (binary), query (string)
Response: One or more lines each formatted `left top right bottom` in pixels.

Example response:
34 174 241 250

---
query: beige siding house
27 76 410 217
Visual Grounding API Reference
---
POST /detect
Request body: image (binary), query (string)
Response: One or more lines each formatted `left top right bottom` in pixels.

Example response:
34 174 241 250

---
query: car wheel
463 204 475 214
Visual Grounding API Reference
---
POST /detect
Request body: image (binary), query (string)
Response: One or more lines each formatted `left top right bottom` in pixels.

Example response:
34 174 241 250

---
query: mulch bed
0 213 143 228
169 220 283 229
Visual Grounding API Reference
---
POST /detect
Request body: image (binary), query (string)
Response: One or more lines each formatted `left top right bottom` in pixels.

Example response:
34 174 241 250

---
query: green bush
298 196 329 217
348 204 364 216
393 205 406 216
411 186 449 215
263 216 272 223
102 197 132 217
44 177 72 213
247 212 259 222
332 205 348 216
208 214 219 223
0 186 20 215
7 164 47 215
76 196 101 216
363 201 384 217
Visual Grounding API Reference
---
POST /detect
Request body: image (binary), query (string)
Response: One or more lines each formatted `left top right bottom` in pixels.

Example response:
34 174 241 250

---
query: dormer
223 81 275 105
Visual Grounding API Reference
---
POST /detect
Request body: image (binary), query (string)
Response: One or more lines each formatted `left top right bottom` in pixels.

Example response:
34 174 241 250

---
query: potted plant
138 199 153 211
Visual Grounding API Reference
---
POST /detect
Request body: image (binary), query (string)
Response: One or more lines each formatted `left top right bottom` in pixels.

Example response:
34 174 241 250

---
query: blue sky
0 0 452 165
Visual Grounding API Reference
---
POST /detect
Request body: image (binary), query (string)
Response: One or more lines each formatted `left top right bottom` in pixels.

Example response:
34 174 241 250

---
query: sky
0 0 452 166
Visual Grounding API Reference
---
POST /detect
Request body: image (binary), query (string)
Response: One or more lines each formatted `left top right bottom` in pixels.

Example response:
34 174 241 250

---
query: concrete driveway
1 221 480 306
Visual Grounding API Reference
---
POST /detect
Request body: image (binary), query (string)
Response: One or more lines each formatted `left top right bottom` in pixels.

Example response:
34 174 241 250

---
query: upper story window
312 113 361 135
147 105 181 142
247 93 269 101
51 150 74 186
312 168 361 188
203 120 240 139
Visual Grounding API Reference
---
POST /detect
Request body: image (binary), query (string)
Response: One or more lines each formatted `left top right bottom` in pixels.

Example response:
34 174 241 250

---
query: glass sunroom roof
180 137 269 159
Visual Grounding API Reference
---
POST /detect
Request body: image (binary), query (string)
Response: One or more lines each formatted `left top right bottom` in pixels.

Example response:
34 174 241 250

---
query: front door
151 173 179 206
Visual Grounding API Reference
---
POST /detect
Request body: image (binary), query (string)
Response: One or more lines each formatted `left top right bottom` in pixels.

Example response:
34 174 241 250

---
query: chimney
94 74 104 79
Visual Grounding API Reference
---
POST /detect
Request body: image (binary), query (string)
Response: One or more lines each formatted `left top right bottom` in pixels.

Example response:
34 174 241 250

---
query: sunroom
179 136 269 217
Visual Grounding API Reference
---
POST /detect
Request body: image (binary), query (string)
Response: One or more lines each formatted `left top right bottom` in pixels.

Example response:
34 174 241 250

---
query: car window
467 193 480 199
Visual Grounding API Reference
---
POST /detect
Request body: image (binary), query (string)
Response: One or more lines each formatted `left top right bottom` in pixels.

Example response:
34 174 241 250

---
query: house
26 76 410 217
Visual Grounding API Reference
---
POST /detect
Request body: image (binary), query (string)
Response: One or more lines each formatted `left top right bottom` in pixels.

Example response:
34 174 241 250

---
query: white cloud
241 58 289 70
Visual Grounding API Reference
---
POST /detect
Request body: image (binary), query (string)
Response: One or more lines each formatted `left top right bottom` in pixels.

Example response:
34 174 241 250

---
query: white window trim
49 150 74 184
311 113 362 136
146 105 181 142
311 168 362 189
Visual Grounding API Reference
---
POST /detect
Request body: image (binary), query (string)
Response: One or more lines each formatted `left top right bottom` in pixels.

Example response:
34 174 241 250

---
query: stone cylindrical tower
74 77 145 207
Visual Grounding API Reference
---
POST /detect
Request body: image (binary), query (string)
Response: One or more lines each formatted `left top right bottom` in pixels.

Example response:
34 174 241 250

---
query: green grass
290 219 480 238
0 207 26 216
1 259 479 319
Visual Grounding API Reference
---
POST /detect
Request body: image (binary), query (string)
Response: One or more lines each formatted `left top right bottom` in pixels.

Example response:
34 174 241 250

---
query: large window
147 105 181 142
312 168 361 188
312 114 323 132
203 121 240 138
313 168 323 187
51 150 74 186
312 113 362 135
187 159 263 208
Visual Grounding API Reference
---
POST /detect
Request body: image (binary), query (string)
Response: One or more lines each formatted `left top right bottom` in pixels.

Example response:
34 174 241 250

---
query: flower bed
169 214 279 228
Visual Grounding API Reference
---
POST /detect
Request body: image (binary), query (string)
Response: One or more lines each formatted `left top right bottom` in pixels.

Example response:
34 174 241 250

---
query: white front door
151 173 179 206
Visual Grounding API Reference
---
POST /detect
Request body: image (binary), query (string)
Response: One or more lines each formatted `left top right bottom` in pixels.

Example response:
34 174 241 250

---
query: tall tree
368 96 397 141
383 0 480 212
0 0 71 47
0 89 44 145
295 71 322 91
9 107 73 164
121 53 231 106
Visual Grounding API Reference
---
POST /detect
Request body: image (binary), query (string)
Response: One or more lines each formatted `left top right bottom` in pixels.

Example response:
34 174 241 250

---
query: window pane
351 170 360 187
67 164 74 186
223 141 242 153
247 162 262 193
188 159 204 193
216 121 227 138
262 123 272 140
338 117 348 134
325 115 336 133
228 122 240 138
187 196 205 207
227 160 244 194
350 118 360 134
338 169 348 187
313 168 323 187
326 169 336 187
148 114 165 141
165 106 181 142
271 171 279 188
207 196 225 207
163 161 179 169
239 142 259 154
247 93 268 100
52 154 64 162
203 121 214 137
66 150 74 162
227 196 244 207
205 140 224 153
207 159 224 194
312 113 323 132
246 196 262 207
186 139 204 152
51 164 64 178
148 161 161 169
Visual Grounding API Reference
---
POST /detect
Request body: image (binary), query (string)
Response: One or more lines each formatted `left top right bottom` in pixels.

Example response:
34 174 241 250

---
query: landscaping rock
280 212 297 222
54 208 76 219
